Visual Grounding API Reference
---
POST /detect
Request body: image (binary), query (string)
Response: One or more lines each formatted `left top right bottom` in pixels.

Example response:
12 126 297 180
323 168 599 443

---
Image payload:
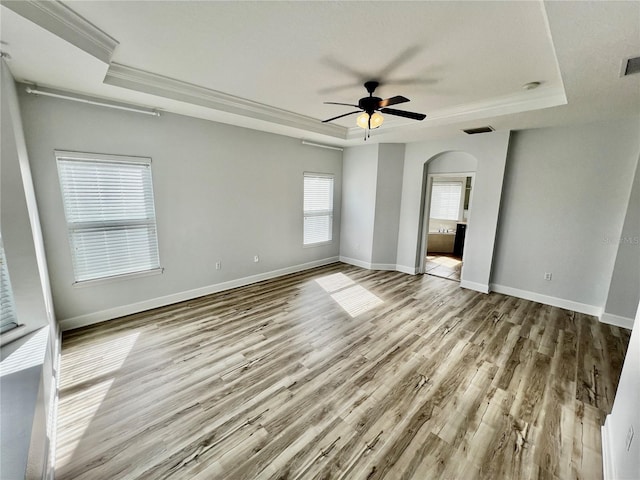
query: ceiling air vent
623 56 640 76
463 126 494 135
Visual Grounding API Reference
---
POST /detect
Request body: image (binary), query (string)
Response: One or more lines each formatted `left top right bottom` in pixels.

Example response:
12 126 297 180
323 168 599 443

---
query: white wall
396 131 511 288
602 301 640 479
1 62 57 480
339 144 378 264
371 144 405 266
491 118 640 313
18 89 342 328
603 154 640 327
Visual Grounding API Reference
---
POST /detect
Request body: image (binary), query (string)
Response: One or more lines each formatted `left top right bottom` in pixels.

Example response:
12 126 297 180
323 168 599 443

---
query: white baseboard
490 283 603 317
339 256 417 275
599 312 634 330
59 257 339 331
601 417 615 480
370 263 397 271
460 280 490 294
339 255 372 270
396 265 418 275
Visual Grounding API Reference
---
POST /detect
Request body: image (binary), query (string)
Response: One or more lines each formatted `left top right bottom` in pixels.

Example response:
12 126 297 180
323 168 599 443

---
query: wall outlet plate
254 255 260 263
544 272 552 281
626 425 634 451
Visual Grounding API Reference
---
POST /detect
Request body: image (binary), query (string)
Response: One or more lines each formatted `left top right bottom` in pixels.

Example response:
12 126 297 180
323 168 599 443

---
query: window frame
55 150 162 286
303 172 335 247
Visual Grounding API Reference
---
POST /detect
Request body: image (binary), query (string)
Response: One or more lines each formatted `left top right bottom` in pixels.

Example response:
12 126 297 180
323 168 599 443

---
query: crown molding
346 86 567 140
104 63 347 139
1 0 118 63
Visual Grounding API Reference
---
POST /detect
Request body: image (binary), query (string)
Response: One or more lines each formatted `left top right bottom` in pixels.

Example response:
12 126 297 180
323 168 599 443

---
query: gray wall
339 144 378 264
603 154 640 324
1 62 57 480
603 300 640 478
18 90 342 326
397 131 511 288
491 119 640 311
371 144 405 266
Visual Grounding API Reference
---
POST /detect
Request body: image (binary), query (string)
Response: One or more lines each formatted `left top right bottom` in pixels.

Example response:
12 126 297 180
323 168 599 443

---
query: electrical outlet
626 425 634 451
544 272 552 281
215 261 221 270
254 255 260 263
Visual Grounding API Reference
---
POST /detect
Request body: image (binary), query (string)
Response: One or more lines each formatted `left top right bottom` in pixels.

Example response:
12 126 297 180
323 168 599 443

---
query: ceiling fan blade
378 95 409 108
380 108 426 121
324 102 360 108
322 110 361 123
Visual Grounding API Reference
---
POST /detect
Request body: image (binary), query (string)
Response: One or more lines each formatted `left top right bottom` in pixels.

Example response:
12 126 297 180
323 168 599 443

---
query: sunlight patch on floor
60 331 140 388
331 284 383 318
426 255 462 268
56 377 115 468
315 272 355 293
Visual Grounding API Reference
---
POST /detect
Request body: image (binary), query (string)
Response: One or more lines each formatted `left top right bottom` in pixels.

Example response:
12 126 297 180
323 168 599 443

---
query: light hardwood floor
56 263 630 480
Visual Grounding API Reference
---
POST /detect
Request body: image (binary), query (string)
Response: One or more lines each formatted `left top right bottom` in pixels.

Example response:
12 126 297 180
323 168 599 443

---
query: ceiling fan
322 81 426 139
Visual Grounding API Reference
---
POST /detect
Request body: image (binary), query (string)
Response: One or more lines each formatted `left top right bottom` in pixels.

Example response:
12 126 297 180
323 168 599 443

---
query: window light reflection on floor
331 284 383 318
316 273 384 317
314 272 355 293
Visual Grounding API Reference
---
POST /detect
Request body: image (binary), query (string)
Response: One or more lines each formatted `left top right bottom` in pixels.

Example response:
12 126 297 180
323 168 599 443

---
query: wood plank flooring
56 263 631 480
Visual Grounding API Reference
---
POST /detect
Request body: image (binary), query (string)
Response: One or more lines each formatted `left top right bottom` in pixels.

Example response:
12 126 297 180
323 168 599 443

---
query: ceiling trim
1 0 118 63
104 63 347 139
345 86 568 140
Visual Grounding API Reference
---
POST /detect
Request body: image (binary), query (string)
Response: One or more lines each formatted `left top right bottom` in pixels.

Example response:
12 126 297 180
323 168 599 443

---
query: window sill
72 267 163 288
303 241 333 249
0 325 27 348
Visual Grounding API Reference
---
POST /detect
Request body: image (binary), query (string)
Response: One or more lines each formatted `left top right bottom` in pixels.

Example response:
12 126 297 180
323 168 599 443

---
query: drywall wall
371 144 405 266
339 144 378 265
18 89 342 326
396 131 510 287
491 118 640 312
603 154 640 327
602 301 640 479
1 62 58 480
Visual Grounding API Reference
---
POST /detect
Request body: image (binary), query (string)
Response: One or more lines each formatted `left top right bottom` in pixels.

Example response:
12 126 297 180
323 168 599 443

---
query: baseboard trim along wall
601 418 615 480
338 256 372 270
396 265 418 275
599 312 634 330
490 283 603 317
460 280 490 294
60 257 340 331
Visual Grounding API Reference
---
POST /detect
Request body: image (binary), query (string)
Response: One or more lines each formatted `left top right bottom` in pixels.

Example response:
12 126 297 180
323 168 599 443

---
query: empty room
1 1 639 479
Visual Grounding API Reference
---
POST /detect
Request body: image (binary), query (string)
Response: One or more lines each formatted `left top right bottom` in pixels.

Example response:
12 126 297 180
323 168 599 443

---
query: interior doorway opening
423 173 474 282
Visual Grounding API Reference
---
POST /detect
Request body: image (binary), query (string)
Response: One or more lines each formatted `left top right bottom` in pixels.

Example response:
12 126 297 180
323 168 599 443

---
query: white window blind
304 173 334 245
56 151 161 283
0 235 19 334
430 182 463 221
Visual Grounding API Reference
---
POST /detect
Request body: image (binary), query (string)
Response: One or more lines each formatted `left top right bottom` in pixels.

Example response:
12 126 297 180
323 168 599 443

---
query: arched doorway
417 151 478 280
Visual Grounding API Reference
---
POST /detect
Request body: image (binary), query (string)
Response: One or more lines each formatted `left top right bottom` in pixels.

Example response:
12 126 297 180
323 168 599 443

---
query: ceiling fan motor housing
359 96 382 114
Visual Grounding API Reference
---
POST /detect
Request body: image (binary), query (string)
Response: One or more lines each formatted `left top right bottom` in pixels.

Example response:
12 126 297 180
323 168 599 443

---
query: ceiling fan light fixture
356 112 384 129
370 112 384 128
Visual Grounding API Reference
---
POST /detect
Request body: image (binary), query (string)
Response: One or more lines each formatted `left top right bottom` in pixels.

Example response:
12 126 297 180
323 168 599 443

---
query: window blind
304 174 334 245
430 182 463 221
56 152 161 283
0 235 18 334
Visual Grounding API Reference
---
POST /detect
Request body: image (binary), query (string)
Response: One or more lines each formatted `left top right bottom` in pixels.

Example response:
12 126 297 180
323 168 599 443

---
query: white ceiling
1 1 638 146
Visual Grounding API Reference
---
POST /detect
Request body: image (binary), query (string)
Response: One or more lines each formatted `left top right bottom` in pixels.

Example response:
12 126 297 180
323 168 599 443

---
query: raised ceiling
1 1 638 146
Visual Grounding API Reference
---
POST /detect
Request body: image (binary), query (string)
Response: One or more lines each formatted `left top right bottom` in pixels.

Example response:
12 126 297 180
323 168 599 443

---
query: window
304 173 334 245
0 234 19 333
56 151 161 284
430 181 463 220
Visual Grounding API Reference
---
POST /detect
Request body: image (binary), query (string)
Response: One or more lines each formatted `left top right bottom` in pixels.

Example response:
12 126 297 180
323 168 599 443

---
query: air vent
463 126 494 135
623 56 640 76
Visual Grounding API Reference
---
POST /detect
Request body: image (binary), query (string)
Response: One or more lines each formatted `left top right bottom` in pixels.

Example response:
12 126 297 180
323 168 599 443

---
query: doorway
422 173 474 282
